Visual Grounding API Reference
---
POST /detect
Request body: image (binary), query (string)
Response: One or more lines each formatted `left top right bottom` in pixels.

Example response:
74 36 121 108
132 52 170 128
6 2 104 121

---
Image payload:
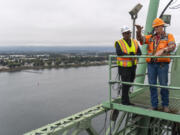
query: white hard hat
121 26 131 34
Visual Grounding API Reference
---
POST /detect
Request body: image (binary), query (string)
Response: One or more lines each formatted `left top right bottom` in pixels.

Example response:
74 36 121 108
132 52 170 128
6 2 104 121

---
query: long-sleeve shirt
115 39 142 56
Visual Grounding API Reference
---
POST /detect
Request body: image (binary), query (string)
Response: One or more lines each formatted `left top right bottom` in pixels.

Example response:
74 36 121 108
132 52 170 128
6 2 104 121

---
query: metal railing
108 55 180 108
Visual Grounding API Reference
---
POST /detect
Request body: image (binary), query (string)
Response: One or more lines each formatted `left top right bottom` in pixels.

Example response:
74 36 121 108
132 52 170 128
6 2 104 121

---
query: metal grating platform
130 89 180 114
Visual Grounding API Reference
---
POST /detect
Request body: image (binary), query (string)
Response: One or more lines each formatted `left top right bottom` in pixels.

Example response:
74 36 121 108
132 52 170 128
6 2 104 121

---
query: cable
159 0 174 18
109 112 112 135
98 110 108 135
112 73 122 96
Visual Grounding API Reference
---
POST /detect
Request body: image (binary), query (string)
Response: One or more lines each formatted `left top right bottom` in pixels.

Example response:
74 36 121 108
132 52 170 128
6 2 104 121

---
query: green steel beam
109 54 112 108
62 130 69 135
123 113 130 135
136 116 151 135
111 113 174 135
134 0 160 92
126 127 138 135
105 121 114 135
171 45 180 87
86 125 99 135
24 104 107 135
103 102 180 123
72 119 98 135
112 112 127 135
116 119 136 135
72 129 81 135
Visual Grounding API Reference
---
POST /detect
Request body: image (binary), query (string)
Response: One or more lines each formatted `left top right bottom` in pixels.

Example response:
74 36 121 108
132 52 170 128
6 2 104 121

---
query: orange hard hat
152 18 165 28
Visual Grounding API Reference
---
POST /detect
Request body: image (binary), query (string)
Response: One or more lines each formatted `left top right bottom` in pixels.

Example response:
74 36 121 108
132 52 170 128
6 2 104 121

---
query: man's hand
154 49 166 56
135 25 144 42
163 47 169 53
135 25 143 32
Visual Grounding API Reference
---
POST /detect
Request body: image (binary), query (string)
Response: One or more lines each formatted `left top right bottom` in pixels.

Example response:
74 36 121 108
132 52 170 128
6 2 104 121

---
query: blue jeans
147 63 169 108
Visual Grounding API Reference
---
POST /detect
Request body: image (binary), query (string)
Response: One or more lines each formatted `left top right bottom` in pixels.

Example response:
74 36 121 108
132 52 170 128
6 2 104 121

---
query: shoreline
0 63 108 72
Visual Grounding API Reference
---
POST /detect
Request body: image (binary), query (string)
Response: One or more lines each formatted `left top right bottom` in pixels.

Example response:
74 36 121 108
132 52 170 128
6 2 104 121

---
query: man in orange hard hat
135 18 176 112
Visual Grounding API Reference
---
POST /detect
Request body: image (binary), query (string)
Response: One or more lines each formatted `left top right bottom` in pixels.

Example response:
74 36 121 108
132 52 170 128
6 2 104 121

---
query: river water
0 65 119 135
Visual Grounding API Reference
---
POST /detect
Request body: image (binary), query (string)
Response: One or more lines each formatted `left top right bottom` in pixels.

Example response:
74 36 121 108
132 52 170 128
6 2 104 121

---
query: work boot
149 107 158 111
122 102 134 106
163 107 170 113
128 102 135 106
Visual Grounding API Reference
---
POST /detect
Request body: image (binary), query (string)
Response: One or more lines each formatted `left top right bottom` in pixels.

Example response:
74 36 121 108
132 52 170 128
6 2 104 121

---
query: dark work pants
118 66 136 104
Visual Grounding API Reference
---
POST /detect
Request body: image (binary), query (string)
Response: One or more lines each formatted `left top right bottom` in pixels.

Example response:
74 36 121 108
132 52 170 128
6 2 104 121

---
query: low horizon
0 45 114 47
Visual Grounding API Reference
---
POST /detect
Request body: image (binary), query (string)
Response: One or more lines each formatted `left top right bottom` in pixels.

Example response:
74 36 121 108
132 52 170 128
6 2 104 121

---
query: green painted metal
104 110 175 135
86 125 99 135
108 55 113 135
106 55 180 114
109 54 112 108
134 0 160 92
72 119 99 135
23 104 107 135
123 113 130 135
170 46 180 103
112 112 126 135
134 116 150 135
103 102 180 123
72 129 81 135
109 80 180 90
62 130 69 135
171 45 180 87
105 121 114 135
112 114 147 135
103 50 180 134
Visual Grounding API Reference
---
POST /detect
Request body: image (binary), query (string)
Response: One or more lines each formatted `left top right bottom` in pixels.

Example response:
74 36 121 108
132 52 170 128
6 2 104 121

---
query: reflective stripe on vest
116 39 138 67
146 34 171 63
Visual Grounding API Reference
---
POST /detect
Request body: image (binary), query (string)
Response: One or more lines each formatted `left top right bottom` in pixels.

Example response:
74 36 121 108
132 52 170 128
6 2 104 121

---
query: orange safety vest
115 39 138 67
145 33 174 63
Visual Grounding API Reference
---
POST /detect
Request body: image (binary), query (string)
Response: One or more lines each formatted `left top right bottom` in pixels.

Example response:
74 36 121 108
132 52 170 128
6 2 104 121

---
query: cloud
0 0 179 46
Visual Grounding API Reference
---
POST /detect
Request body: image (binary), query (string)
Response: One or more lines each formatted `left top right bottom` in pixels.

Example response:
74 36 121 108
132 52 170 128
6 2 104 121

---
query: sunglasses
124 31 131 34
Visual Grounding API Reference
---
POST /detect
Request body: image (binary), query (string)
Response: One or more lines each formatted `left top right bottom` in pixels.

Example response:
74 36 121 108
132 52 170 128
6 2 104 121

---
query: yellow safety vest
115 39 138 67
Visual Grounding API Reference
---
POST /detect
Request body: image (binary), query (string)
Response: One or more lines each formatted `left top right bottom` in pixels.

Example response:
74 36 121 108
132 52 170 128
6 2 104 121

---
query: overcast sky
0 0 179 46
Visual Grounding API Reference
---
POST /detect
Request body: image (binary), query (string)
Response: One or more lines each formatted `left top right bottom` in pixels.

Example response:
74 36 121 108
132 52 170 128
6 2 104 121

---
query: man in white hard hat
114 26 141 105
